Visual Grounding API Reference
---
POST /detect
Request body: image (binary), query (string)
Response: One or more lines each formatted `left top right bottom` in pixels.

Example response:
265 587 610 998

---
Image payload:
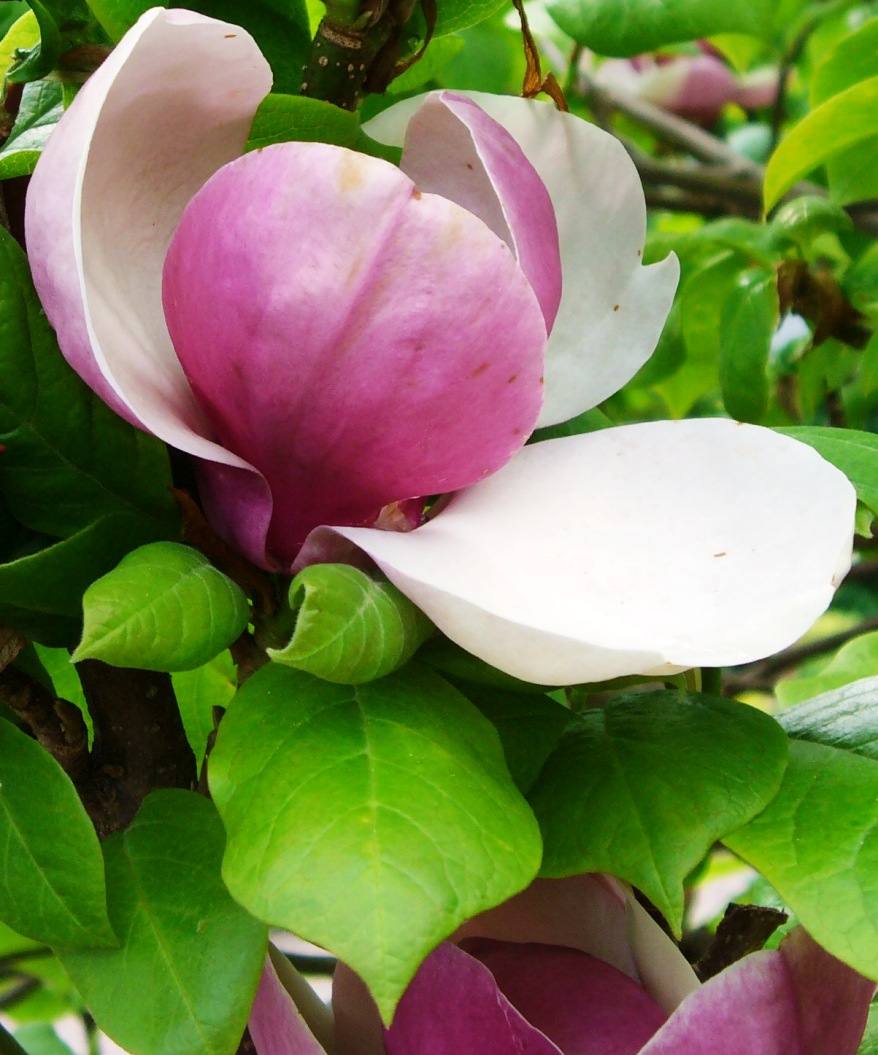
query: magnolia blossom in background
25 8 856 685
250 875 876 1054
594 47 778 125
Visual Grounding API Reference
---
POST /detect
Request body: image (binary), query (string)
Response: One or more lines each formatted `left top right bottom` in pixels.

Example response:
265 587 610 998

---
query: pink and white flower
25 9 855 685
250 875 876 1054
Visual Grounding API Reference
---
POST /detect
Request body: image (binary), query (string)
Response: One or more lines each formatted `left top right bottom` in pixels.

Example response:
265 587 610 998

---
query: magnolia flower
26 9 855 685
250 875 875 1054
594 51 778 124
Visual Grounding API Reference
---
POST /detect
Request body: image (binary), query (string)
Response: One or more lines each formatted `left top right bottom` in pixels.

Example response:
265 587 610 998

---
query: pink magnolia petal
365 93 679 427
462 939 667 1055
332 962 388 1055
163 142 547 563
454 876 698 1013
383 942 563 1055
249 952 329 1055
401 92 561 331
25 7 276 566
320 420 854 685
455 876 640 981
639 57 737 121
640 928 875 1054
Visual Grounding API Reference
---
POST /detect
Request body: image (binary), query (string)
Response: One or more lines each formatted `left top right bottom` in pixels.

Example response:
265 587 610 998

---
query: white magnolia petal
365 93 679 427
326 421 854 685
25 7 271 470
625 891 700 1014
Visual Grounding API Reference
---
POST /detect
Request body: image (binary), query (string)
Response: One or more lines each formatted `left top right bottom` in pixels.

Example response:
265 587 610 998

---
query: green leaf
246 93 360 150
267 564 432 684
726 738 878 981
528 692 789 934
775 632 878 707
0 3 31 40
0 513 174 647
776 426 878 517
0 79 63 178
185 0 310 94
769 195 853 247
433 0 513 36
857 1003 878 1055
718 268 776 423
6 0 61 82
0 11 39 79
530 406 614 442
387 35 464 92
545 0 775 56
73 542 249 672
657 252 735 418
172 652 236 768
58 791 267 1055
764 77 878 212
84 0 164 40
459 684 572 794
417 635 553 694
12 1024 75 1055
210 663 541 1022
0 228 177 540
777 675 878 758
810 18 878 105
0 719 115 949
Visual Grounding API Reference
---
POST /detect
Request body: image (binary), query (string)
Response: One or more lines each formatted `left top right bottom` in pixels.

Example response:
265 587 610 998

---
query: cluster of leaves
3 0 878 1052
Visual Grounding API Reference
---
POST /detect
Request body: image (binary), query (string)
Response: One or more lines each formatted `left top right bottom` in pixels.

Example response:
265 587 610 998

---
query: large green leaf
776 426 878 517
777 676 878 757
0 719 115 949
58 791 267 1055
72 542 250 672
0 80 63 178
457 684 572 794
84 0 165 40
528 692 789 934
764 77 878 211
546 0 775 56
210 663 541 1022
809 17 878 206
726 737 878 980
185 0 310 94
0 513 173 647
267 564 433 684
718 268 776 423
246 93 360 150
0 228 177 541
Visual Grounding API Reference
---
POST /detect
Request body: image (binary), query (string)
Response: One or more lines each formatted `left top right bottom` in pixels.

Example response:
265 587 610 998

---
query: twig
769 25 811 151
574 72 878 236
725 614 878 695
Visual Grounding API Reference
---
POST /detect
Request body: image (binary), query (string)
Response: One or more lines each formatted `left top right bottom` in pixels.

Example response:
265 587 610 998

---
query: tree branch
74 661 197 838
725 614 878 695
573 73 878 236
0 665 90 781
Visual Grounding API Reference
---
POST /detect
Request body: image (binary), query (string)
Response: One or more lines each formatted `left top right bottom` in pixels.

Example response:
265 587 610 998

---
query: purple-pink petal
248 957 327 1055
400 92 562 331
383 942 563 1055
163 141 547 563
461 939 668 1055
639 927 875 1055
